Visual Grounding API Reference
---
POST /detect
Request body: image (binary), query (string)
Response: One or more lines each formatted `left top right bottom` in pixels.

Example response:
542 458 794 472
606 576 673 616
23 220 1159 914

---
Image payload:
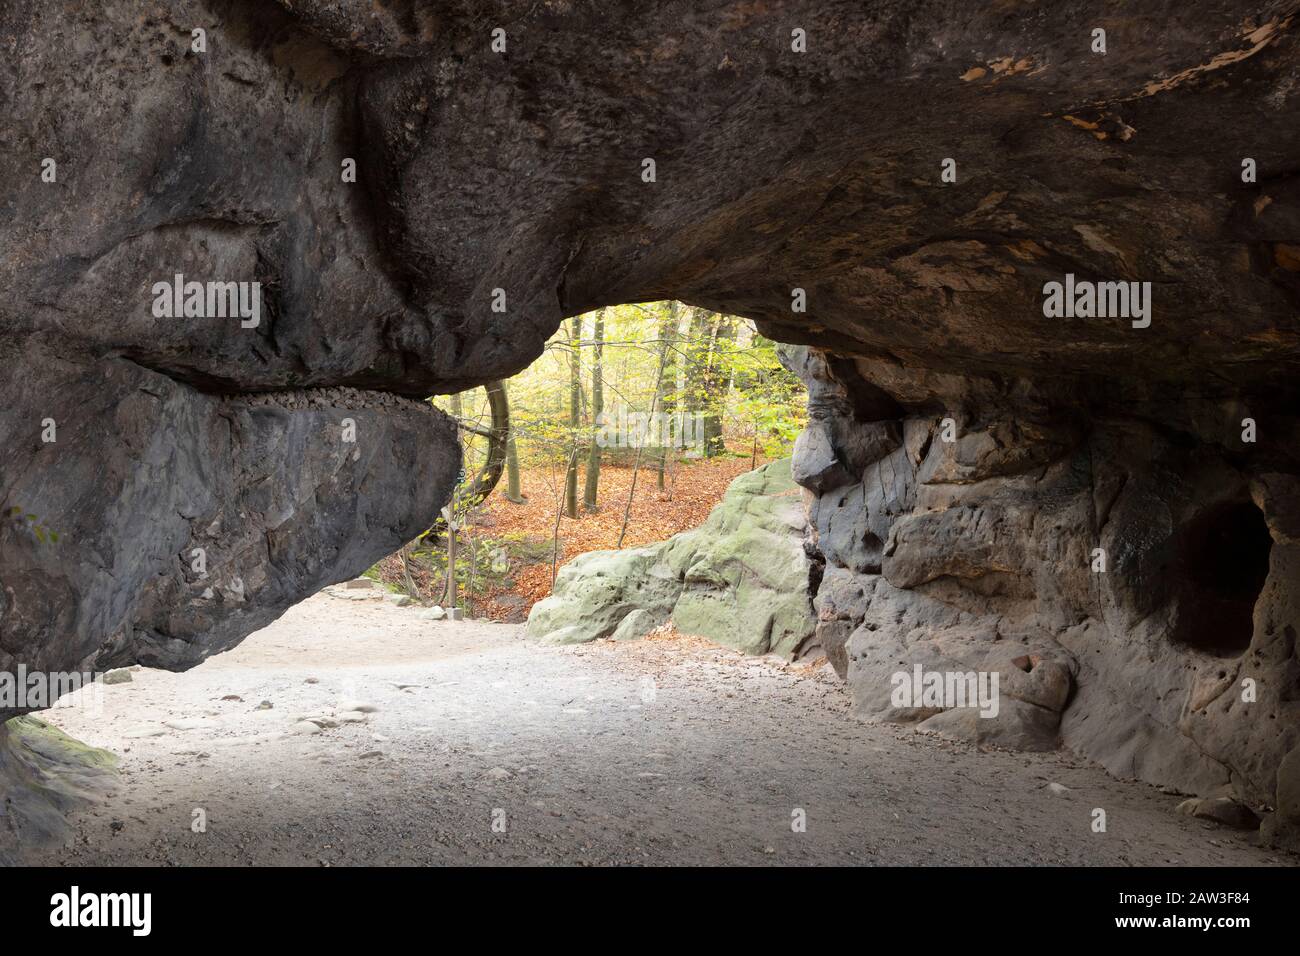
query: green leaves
444 301 805 477
5 503 62 545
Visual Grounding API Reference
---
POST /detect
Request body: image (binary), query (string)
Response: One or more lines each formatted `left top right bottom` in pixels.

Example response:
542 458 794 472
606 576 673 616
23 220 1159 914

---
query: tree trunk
583 309 604 511
702 313 735 457
617 327 672 549
462 380 510 509
684 306 710 418
505 429 524 503
682 306 719 459
656 301 679 488
399 541 418 598
564 316 581 518
427 381 512 538
442 507 458 608
442 382 511 512
551 449 576 587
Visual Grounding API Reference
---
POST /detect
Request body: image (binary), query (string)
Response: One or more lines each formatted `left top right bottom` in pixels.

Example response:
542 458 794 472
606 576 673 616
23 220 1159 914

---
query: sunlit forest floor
374 448 770 622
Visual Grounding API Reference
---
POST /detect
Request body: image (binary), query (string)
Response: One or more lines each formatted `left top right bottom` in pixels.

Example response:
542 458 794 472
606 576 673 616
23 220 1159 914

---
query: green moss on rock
527 460 815 657
0 716 119 863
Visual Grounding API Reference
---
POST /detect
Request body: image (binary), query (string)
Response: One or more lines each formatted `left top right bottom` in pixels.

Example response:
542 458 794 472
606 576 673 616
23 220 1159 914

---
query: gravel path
41 592 1293 866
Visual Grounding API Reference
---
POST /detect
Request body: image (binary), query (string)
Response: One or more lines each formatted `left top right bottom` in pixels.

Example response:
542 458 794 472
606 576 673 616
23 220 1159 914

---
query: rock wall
528 459 815 655
1 1 468 701
784 344 1300 843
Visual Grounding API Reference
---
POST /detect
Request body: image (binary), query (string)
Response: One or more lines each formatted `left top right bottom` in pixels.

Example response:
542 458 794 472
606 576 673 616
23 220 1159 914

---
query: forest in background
372 301 807 620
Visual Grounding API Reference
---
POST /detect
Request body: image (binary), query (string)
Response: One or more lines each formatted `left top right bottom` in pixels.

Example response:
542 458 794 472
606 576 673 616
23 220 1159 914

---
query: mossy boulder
525 547 680 644
527 460 815 657
0 716 119 864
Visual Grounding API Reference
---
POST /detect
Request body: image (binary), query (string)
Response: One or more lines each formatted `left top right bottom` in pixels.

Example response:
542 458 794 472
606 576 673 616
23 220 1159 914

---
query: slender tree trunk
399 541 418 598
684 306 710 418
434 381 512 528
683 306 717 460
551 449 575 586
583 309 604 512
656 301 679 489
444 392 463 607
505 430 524 503
443 507 458 608
464 533 476 616
498 364 523 505
564 317 581 518
459 381 511 509
618 329 671 549
702 314 736 457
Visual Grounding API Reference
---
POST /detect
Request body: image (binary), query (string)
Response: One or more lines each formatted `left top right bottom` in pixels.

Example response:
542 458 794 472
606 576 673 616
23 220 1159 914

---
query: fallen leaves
372 448 767 622
476 452 762 618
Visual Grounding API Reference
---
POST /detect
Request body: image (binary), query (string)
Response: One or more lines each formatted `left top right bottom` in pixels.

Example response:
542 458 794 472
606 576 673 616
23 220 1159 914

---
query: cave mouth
1169 501 1272 657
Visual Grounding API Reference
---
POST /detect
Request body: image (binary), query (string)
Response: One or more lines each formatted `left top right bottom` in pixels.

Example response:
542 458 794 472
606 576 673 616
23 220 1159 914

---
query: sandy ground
35 592 1294 867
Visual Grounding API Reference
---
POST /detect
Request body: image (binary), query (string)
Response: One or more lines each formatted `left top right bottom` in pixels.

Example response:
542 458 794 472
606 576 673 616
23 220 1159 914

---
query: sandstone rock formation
528 459 815 655
787 342 1298 808
0 716 118 865
1 1 1298 844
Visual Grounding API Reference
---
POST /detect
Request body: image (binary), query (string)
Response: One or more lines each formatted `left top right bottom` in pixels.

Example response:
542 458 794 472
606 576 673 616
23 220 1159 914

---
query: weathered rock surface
1 361 459 716
788 340 1299 841
1 1 1298 845
0 716 118 865
528 460 816 657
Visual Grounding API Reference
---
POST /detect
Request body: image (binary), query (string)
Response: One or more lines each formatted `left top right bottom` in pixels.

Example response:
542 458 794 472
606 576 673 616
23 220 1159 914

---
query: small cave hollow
1169 501 1272 657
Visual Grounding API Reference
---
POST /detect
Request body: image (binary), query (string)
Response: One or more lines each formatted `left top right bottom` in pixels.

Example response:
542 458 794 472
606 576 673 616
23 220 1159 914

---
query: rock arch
1 0 1298 844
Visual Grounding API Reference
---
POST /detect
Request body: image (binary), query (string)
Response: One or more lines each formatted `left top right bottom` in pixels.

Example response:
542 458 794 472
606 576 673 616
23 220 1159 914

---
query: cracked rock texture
1 1 1299 844
0 346 459 708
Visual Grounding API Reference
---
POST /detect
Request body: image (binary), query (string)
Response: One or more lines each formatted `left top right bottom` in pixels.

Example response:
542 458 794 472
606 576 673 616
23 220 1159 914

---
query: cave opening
1169 501 1272 657
369 301 807 622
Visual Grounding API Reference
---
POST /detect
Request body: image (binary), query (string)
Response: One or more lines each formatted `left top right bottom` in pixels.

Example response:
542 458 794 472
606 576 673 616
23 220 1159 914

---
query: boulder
1175 796 1261 830
528 460 816 657
610 609 660 642
0 717 118 865
1261 745 1300 850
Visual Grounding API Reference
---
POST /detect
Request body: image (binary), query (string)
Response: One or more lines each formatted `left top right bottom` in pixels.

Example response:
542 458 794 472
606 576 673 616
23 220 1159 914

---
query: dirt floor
37 592 1295 867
